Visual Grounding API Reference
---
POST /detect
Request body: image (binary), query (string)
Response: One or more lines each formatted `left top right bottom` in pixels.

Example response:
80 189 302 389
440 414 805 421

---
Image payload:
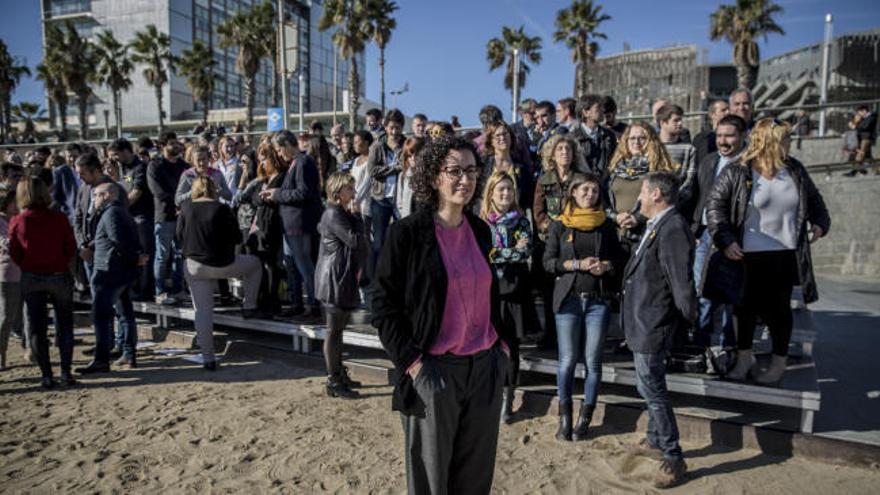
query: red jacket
9 208 77 274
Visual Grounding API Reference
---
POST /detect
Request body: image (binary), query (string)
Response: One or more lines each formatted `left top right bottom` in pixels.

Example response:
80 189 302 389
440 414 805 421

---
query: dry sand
1 333 879 494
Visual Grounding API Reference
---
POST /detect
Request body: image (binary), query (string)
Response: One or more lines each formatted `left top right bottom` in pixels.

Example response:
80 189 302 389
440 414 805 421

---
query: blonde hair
324 171 355 206
479 171 521 220
541 134 586 173
608 121 676 173
741 118 791 177
191 174 218 200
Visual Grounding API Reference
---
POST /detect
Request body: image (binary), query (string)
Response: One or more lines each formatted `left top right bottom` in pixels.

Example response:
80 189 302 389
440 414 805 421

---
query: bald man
78 182 142 374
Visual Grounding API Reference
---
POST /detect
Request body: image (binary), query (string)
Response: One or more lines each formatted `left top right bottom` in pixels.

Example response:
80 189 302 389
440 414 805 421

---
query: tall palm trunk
348 55 360 131
379 48 385 114
155 84 165 136
112 90 122 138
736 63 754 90
2 95 11 142
58 103 68 142
244 75 256 132
202 95 210 127
77 95 89 140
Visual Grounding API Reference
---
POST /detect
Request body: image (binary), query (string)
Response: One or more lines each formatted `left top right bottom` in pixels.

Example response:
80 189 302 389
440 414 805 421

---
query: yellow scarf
559 205 606 231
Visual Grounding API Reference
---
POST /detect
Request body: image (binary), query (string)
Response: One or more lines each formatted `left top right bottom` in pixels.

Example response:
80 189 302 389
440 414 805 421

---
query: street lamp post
278 0 290 130
819 13 833 137
511 48 520 123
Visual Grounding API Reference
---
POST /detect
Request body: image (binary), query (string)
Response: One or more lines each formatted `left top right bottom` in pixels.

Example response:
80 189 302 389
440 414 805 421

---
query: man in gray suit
621 171 697 489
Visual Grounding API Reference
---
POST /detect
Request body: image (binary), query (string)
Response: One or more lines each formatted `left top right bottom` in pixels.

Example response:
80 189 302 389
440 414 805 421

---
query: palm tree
37 24 69 141
54 21 98 141
217 4 272 132
251 1 280 107
0 39 31 143
130 24 176 135
178 40 217 127
553 0 610 98
95 29 134 138
487 26 542 106
319 0 370 130
363 0 398 115
710 0 785 90
12 101 45 141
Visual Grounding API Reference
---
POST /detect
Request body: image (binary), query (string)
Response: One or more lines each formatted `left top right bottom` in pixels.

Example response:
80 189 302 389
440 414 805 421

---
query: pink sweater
428 219 498 356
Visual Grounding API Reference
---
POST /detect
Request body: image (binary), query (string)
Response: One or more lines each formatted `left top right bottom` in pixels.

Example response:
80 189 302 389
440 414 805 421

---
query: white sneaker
156 293 177 306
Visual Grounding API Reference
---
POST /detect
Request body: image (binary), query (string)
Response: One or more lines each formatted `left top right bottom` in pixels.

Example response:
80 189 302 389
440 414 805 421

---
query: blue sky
2 0 878 126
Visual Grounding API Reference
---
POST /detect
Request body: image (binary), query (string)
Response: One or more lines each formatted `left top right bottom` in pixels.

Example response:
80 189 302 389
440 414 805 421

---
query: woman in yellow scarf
543 172 626 442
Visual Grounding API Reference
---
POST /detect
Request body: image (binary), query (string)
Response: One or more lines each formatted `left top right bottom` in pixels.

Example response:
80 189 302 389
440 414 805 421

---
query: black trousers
402 346 506 495
734 250 797 356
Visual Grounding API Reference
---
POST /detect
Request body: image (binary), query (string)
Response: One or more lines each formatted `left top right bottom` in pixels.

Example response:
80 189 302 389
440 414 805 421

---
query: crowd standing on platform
0 88 836 490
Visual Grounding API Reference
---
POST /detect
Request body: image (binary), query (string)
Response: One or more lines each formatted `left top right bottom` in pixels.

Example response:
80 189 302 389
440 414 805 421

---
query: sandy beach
1 331 879 494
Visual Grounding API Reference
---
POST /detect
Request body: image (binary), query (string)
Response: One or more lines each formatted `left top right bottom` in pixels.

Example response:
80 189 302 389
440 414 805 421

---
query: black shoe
75 361 110 374
41 376 56 389
843 169 859 177
59 370 77 386
556 402 573 441
82 347 95 356
326 378 359 399
282 306 306 318
572 404 595 441
203 360 217 371
501 386 515 425
217 295 236 307
308 307 322 318
340 367 362 388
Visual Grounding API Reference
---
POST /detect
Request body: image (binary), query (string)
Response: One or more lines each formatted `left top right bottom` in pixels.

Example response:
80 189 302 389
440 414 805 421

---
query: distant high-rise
40 0 365 130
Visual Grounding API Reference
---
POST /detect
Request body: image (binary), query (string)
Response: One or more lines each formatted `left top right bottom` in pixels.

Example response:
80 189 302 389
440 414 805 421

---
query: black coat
692 129 717 167
621 210 697 354
569 124 618 176
371 209 512 416
705 157 831 303
542 218 625 312
272 152 323 236
684 151 725 232
315 205 368 309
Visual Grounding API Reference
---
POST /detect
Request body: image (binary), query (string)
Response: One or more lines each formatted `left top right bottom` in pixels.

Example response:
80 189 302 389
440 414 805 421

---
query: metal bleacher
132 300 822 433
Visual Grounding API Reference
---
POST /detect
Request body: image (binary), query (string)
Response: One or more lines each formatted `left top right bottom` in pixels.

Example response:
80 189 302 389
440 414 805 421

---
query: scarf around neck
559 205 606 231
487 210 522 248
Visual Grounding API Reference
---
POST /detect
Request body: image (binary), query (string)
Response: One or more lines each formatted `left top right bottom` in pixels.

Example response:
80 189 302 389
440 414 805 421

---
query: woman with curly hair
606 122 676 252
372 135 514 494
532 133 586 348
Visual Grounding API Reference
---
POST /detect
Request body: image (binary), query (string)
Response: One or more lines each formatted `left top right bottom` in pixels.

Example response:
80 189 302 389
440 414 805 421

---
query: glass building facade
41 0 365 129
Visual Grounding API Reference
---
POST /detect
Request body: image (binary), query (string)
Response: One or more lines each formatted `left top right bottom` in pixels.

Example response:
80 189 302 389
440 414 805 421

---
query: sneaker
156 294 177 306
114 354 137 369
653 457 687 489
203 360 218 371
308 307 322 319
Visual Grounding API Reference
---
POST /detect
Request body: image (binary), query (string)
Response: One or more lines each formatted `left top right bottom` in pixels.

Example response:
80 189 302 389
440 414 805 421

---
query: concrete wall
811 174 880 279
790 136 851 166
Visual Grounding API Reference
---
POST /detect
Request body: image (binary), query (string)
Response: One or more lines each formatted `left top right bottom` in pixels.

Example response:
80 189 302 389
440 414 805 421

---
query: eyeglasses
429 128 444 138
441 167 480 180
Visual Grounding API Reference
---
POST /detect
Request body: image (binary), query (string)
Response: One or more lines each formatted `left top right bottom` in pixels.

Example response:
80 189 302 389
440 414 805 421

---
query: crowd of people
0 88 833 490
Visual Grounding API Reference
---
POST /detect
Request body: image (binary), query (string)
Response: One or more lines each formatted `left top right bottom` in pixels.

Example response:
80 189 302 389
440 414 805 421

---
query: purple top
428 218 498 356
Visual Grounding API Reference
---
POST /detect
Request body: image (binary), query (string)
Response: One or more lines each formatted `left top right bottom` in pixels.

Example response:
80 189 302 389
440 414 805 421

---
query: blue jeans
369 198 398 278
153 221 183 296
555 295 610 406
92 270 137 362
283 233 316 308
20 272 75 377
693 229 735 349
632 352 682 460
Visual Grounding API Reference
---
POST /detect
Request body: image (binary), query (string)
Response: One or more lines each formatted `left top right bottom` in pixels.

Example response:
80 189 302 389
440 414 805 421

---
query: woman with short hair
543 172 625 441
707 118 830 384
372 135 514 494
178 175 262 371
315 172 368 398
9 177 77 388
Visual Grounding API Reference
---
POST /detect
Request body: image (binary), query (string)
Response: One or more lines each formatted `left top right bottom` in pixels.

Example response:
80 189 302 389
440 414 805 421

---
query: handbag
702 250 745 304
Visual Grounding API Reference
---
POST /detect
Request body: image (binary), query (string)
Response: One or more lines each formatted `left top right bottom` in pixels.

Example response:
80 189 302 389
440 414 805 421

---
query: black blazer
621 210 697 354
272 152 323 236
371 208 512 416
542 218 625 312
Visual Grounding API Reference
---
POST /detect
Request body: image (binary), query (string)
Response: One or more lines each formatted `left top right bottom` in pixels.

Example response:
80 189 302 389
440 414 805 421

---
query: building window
47 0 91 18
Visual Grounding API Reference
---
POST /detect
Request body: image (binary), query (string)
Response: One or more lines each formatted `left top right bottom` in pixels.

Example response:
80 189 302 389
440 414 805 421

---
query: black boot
572 403 595 441
556 402 573 441
326 376 359 399
340 366 362 388
500 386 515 424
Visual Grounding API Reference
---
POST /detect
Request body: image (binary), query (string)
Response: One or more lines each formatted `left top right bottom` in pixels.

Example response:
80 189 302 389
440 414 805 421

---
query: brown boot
630 437 664 461
114 354 137 369
653 457 687 489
